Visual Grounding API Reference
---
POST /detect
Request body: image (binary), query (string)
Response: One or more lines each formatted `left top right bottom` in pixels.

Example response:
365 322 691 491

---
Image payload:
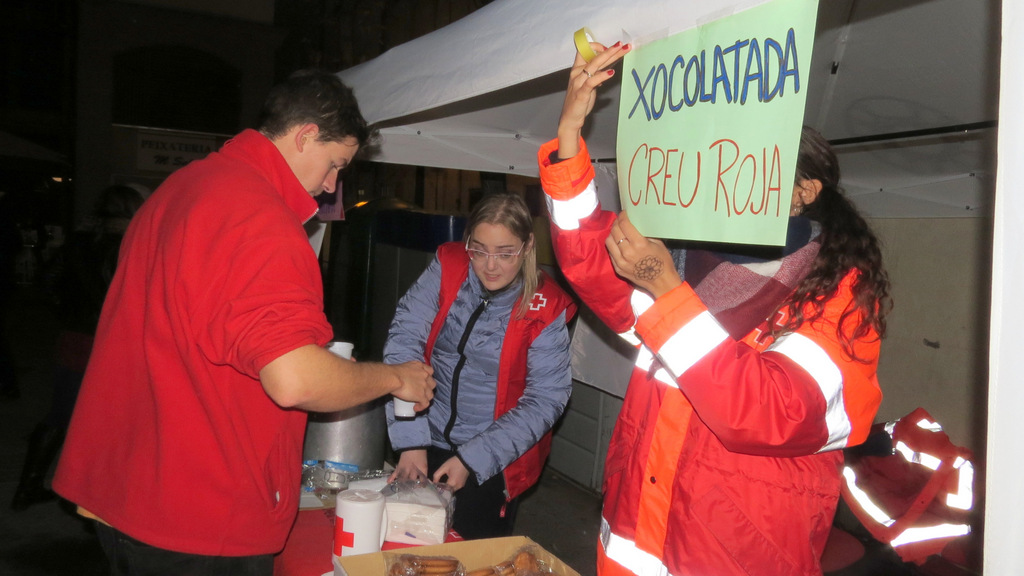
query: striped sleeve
540 137 636 335
766 275 883 450
634 272 882 456
767 332 852 452
633 282 730 380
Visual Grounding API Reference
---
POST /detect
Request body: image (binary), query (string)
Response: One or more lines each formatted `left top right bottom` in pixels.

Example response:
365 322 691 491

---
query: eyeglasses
465 240 525 264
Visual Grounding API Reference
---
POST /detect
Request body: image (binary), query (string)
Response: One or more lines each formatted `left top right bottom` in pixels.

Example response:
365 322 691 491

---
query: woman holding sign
539 42 891 576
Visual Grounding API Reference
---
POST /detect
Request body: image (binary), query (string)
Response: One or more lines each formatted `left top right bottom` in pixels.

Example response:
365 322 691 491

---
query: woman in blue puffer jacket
384 192 576 539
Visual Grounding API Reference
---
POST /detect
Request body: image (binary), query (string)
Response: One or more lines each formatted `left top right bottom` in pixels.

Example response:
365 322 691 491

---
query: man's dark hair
258 69 373 147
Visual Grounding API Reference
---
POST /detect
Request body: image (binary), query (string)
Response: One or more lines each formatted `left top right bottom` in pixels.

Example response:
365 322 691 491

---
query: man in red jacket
52 70 435 576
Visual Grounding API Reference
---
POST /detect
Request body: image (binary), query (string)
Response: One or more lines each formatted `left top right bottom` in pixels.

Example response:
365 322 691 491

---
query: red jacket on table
538 139 882 576
53 130 333 556
423 242 576 500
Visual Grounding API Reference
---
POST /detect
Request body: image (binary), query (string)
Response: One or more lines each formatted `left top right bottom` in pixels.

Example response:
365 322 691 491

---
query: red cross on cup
333 516 355 556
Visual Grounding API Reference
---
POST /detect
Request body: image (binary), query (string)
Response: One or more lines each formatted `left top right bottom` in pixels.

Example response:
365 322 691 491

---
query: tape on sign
574 27 597 62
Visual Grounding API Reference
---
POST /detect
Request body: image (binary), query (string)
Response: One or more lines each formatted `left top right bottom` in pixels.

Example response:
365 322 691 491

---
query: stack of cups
333 489 388 557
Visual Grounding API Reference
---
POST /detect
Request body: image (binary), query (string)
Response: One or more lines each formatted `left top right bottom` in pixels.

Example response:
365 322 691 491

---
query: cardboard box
333 536 582 576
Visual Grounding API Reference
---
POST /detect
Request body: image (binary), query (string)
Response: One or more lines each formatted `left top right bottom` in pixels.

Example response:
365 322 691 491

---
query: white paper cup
333 489 387 557
392 397 417 419
327 341 354 360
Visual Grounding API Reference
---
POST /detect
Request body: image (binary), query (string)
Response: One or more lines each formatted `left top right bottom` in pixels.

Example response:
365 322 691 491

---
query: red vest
424 242 576 500
840 407 975 565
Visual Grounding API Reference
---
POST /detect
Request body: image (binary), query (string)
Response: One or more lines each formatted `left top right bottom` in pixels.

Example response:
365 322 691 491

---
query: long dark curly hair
778 126 892 360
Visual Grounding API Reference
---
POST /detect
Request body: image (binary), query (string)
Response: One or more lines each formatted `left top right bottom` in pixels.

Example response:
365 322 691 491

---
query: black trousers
95 523 273 576
427 447 519 540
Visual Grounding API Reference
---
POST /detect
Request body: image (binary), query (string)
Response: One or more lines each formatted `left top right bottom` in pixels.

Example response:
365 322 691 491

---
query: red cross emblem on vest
333 516 355 556
529 293 547 311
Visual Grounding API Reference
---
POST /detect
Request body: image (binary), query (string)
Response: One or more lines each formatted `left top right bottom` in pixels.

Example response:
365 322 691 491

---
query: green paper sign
616 0 819 246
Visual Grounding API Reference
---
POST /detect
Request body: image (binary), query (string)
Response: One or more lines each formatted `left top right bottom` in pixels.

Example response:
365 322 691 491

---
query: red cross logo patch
753 309 789 346
529 293 547 311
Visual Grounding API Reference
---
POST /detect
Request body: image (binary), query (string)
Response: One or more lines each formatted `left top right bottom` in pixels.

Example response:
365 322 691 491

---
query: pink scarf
674 218 821 340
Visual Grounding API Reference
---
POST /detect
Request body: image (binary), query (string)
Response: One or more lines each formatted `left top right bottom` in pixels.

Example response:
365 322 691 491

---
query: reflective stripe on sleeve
619 329 642 347
601 517 672 576
768 332 851 452
615 291 649 347
657 310 728 380
631 288 654 316
632 286 726 383
635 346 680 389
545 183 598 231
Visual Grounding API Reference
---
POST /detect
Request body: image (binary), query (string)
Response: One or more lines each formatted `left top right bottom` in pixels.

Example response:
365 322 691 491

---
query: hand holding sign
557 36 631 160
605 211 681 300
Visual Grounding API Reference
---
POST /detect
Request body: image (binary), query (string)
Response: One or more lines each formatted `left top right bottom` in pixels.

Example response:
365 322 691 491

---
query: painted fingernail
622 43 632 50
611 41 622 48
607 70 615 76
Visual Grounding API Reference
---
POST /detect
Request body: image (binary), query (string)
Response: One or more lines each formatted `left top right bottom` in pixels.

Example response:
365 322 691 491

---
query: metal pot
302 397 386 470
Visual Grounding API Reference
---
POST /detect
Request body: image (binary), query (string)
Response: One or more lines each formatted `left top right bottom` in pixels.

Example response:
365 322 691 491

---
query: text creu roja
625 139 785 218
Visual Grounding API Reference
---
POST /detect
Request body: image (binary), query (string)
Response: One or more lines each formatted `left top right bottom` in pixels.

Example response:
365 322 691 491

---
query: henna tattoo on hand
634 256 664 281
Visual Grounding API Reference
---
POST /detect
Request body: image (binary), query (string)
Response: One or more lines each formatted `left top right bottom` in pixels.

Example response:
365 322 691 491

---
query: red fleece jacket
54 130 333 556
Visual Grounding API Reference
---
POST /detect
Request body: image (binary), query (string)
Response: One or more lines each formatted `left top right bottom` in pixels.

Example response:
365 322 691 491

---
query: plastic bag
381 480 455 545
464 545 552 576
387 553 464 576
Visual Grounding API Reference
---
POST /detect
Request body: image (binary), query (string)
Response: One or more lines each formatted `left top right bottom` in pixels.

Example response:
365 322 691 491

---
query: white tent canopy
339 0 763 179
338 0 998 219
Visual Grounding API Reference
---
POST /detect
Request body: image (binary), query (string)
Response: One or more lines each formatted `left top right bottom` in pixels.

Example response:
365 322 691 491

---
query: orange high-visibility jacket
539 139 883 576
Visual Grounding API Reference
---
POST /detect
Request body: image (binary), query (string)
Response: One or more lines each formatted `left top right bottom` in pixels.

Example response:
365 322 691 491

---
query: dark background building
0 0 493 287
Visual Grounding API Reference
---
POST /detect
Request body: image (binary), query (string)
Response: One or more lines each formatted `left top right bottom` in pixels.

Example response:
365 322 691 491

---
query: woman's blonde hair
463 192 538 319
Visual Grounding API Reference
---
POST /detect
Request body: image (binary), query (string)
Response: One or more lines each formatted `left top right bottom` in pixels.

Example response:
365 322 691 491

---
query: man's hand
388 449 428 483
390 361 435 411
432 456 470 492
260 346 434 412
